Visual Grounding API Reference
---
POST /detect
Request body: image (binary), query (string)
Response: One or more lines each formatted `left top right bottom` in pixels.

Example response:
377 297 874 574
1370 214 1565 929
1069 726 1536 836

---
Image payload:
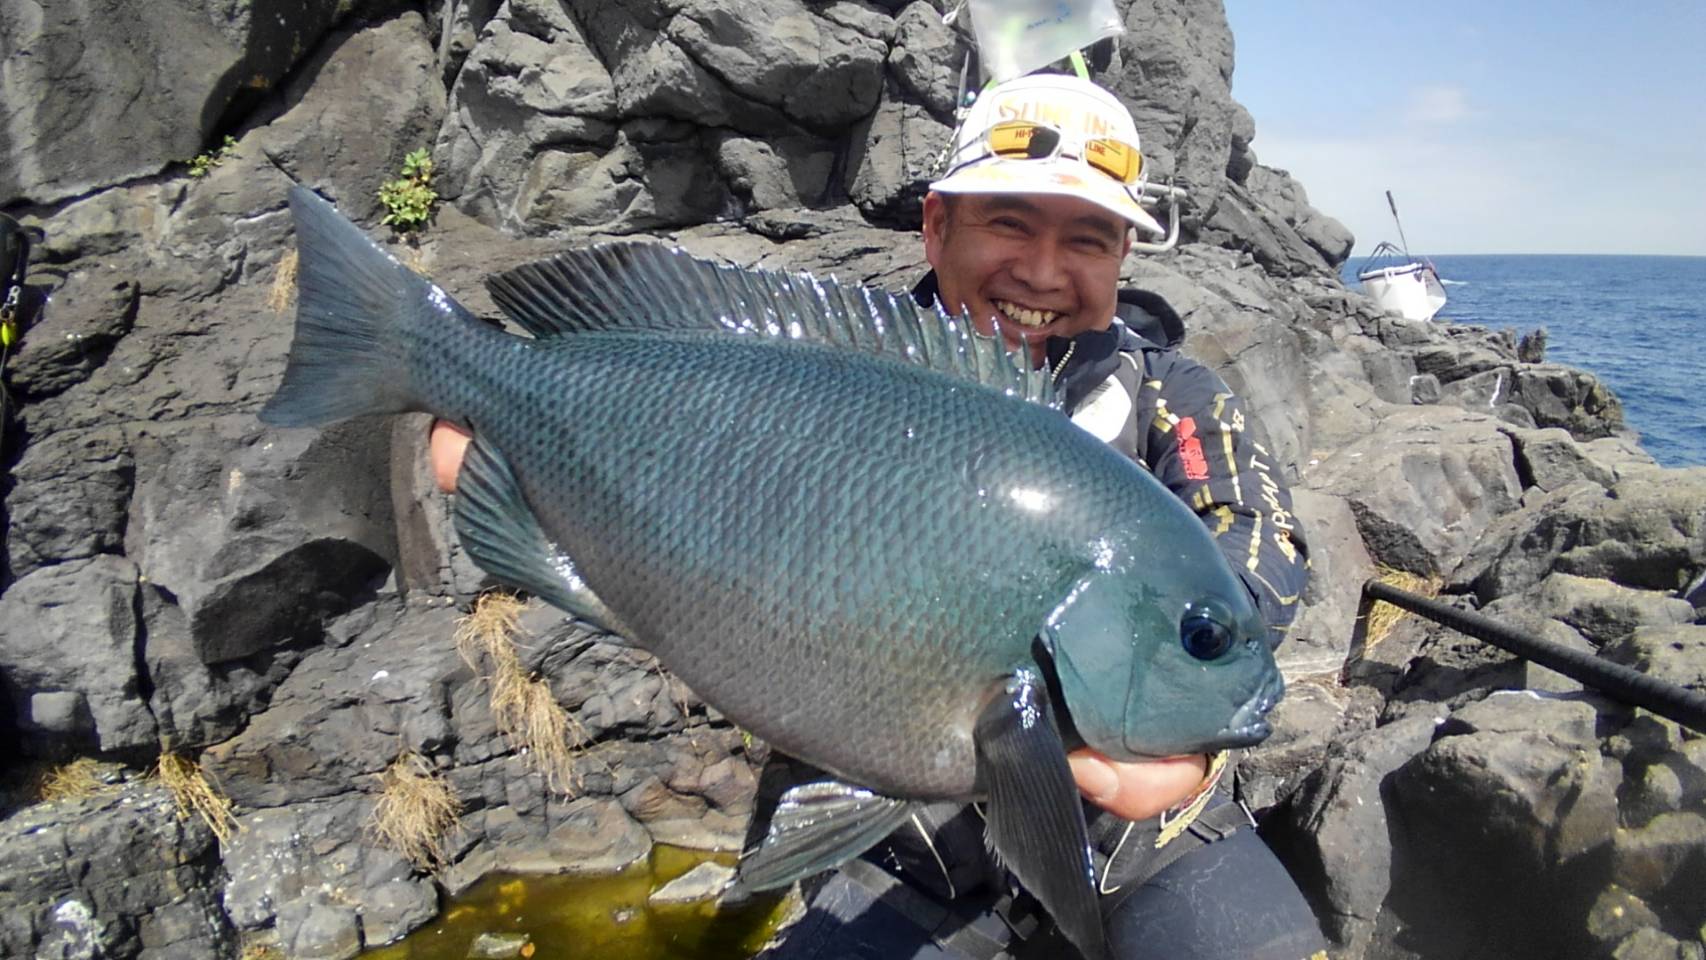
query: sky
1222 1 1706 256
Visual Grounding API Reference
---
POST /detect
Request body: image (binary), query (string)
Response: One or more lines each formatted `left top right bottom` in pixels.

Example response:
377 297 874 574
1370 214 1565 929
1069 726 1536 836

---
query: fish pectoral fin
732 780 914 894
976 669 1110 960
452 434 631 639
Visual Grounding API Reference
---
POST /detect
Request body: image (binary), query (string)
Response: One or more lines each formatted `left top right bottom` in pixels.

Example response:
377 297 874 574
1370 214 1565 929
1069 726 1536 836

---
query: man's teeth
995 301 1062 327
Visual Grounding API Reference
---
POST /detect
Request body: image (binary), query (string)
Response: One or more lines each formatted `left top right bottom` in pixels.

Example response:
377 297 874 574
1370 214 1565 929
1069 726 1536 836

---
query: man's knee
1105 829 1326 960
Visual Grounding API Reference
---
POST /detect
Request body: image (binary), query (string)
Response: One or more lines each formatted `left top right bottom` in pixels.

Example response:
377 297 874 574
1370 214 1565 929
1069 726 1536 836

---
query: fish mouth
1215 670 1285 748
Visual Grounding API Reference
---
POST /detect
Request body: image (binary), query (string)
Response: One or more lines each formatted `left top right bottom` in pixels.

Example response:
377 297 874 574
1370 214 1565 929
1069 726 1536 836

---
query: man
428 71 1323 959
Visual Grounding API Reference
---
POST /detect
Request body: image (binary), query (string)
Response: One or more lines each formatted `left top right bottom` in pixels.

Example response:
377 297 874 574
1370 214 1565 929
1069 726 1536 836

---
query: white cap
930 74 1163 239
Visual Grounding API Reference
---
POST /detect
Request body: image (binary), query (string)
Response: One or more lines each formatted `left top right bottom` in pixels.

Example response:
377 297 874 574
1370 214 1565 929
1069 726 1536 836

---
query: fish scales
267 189 1284 960
421 322 1175 798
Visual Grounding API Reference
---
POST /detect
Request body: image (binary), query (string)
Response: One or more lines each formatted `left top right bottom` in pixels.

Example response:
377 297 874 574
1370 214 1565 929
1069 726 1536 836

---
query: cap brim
930 159 1166 239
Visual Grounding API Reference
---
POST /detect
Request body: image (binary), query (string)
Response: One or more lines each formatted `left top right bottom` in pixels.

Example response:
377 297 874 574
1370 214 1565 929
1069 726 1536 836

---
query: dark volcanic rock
1281 489 1376 680
1457 468 1706 602
224 793 431 953
1238 679 1380 811
1518 573 1696 647
0 0 347 205
1504 425 1616 492
200 601 467 809
0 555 154 756
0 781 233 959
1308 407 1523 576
1604 804 1706 955
1100 0 1239 208
667 0 887 132
847 81 954 226
888 1 966 120
257 12 448 226
1263 715 1439 956
1381 695 1624 959
127 418 395 668
1197 180 1337 277
1602 624 1706 692
1243 163 1354 267
2 262 138 403
434 0 620 228
1510 362 1627 439
4 426 133 579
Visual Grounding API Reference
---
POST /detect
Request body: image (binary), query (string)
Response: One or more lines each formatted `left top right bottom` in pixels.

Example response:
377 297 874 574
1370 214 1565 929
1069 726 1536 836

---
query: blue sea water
1340 254 1706 468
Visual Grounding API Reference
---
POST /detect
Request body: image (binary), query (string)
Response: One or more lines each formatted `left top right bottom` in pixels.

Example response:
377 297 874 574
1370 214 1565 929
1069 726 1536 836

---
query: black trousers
759 795 1326 960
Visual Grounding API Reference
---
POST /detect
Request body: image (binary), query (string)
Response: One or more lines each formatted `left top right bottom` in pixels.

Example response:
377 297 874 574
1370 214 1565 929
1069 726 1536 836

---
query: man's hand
1068 750 1209 822
430 420 472 493
427 420 1212 821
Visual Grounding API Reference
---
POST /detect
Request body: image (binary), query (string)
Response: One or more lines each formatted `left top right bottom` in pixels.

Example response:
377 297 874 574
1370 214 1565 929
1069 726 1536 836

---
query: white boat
1358 244 1447 321
1356 192 1448 321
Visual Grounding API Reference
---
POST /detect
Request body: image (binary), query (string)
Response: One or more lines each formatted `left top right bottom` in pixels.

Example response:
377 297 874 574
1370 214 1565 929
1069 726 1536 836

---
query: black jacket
911 274 1309 645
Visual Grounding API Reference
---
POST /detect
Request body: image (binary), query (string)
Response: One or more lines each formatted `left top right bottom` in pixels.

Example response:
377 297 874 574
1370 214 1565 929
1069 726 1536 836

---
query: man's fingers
1067 751 1209 822
429 420 472 493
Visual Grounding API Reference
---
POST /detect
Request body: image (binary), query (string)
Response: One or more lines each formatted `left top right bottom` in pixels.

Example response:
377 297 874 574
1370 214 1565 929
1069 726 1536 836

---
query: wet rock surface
1 2 1699 959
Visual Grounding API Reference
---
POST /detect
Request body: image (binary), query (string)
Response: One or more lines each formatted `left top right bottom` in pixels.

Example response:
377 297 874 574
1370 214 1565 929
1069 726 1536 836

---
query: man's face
922 191 1132 365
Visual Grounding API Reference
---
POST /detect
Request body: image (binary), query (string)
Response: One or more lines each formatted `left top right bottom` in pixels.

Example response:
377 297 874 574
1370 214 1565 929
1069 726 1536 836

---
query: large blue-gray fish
262 186 1283 960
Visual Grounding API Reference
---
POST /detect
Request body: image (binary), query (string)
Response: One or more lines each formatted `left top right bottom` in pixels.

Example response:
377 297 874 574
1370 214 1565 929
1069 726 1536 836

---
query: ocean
1341 254 1706 468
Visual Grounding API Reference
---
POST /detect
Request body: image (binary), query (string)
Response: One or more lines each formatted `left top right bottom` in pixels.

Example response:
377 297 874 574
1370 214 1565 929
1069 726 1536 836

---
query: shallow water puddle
363 846 792 960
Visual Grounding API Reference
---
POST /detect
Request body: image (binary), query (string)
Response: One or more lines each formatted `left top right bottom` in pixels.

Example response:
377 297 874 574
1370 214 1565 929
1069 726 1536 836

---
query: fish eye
1179 604 1233 661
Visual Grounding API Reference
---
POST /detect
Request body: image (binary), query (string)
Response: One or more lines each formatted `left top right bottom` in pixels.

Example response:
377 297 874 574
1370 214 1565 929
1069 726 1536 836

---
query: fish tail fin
261 186 457 427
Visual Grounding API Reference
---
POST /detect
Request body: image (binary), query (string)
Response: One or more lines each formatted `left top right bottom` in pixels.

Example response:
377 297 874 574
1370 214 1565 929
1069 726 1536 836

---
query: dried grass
237 941 285 960
399 240 432 275
655 658 698 724
267 249 298 314
454 589 525 673
38 758 107 803
456 591 587 794
500 674 588 794
1361 566 1443 653
369 753 460 872
155 752 237 845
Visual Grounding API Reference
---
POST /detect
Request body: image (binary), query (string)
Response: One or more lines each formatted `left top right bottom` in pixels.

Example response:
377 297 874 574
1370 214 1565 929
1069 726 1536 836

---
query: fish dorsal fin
486 243 1057 409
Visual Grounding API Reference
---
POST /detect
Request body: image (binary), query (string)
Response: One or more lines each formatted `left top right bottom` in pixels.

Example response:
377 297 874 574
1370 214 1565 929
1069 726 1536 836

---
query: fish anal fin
732 781 914 894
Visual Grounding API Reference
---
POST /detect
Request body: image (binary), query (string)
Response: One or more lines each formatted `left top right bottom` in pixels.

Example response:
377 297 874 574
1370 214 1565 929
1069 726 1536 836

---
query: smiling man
844 71 1327 960
920 75 1154 368
428 71 1323 960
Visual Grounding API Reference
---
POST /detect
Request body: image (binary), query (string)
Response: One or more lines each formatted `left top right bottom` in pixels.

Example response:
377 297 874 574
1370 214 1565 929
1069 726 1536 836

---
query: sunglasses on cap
954 120 1144 186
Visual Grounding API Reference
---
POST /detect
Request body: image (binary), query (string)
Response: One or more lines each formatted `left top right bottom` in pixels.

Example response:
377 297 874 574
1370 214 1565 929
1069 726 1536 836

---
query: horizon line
1343 251 1706 260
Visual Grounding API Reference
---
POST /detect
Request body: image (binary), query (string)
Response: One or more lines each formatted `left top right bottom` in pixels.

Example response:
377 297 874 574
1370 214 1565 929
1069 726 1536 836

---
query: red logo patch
1177 417 1209 481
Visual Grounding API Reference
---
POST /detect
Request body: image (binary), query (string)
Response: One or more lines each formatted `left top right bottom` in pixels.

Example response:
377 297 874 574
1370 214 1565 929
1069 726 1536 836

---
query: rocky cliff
0 2 1700 959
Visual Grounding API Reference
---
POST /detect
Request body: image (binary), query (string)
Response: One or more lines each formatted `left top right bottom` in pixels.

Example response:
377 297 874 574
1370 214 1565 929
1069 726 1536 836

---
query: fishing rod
1385 190 1412 260
1362 579 1706 735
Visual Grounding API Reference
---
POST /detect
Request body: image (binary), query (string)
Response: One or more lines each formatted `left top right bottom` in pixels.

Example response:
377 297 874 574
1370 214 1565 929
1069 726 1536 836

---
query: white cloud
1404 85 1473 125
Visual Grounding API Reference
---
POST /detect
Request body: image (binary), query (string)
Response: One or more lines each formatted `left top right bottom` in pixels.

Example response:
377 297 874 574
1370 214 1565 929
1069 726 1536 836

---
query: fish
262 186 1284 960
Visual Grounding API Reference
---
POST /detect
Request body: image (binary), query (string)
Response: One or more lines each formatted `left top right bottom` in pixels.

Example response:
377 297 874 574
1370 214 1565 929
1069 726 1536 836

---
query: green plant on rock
187 135 238 178
378 148 438 232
